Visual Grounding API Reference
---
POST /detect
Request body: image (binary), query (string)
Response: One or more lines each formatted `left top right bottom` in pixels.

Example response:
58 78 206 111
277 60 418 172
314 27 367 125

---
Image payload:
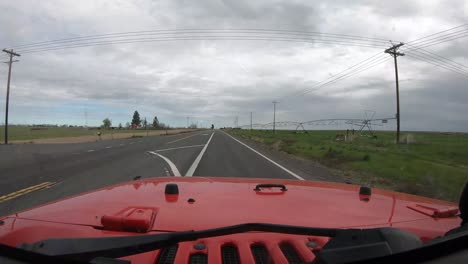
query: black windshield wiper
20 223 338 261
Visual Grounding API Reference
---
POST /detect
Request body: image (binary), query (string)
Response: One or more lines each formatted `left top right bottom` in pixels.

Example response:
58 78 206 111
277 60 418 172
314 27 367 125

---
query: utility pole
272 101 279 134
2 49 20 144
186 117 189 128
250 112 253 131
384 43 404 144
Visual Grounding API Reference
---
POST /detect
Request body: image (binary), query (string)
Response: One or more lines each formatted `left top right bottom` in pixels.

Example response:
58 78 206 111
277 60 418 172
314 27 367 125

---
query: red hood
0 177 461 263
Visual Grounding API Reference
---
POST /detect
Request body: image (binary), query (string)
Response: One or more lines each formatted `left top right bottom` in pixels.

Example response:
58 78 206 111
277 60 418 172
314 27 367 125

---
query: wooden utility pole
272 101 279 134
2 49 20 144
250 112 253 131
384 43 404 143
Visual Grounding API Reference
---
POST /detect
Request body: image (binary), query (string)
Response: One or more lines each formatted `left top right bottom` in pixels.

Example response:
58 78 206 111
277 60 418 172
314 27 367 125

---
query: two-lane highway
0 130 334 215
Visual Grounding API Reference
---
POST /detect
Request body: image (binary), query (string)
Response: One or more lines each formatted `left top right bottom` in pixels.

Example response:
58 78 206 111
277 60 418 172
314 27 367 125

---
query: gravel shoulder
226 130 347 183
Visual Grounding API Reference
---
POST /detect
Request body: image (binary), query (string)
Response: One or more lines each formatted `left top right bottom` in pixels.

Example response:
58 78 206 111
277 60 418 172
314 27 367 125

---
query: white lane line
221 131 305 181
129 142 135 145
138 141 142 143
105 146 112 149
167 132 201 144
147 151 181 177
153 144 205 152
120 143 125 146
87 149 95 152
185 132 215 177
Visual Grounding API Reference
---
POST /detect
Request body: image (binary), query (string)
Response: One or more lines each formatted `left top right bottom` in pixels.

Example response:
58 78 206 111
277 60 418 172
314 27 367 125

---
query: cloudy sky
0 0 467 131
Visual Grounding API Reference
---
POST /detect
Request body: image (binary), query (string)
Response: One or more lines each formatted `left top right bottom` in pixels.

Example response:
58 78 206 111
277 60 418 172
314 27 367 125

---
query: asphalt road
0 130 334 216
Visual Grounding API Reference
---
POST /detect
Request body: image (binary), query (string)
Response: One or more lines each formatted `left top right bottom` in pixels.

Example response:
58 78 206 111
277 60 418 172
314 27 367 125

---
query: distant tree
125 122 130 128
118 123 122 129
152 116 160 129
143 118 148 129
131 111 141 127
189 123 198 129
102 118 112 129
159 123 169 129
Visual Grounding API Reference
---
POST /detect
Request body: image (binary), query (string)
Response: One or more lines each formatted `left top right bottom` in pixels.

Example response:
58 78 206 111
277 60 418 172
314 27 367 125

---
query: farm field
229 129 468 201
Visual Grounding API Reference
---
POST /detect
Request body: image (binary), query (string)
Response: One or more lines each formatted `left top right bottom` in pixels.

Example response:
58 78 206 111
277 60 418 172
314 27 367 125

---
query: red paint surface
0 177 462 263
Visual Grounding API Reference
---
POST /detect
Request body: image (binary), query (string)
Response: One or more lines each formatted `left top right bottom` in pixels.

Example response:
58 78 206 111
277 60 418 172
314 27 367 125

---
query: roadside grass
229 129 468 201
0 126 153 141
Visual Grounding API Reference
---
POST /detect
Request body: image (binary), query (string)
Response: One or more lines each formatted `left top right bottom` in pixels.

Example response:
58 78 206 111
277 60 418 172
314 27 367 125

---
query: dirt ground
10 129 198 144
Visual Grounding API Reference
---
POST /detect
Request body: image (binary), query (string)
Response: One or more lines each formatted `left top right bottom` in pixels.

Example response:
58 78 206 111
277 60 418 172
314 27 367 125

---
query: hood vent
222 244 240 264
251 244 270 264
189 253 208 264
280 243 304 264
156 244 178 264
157 239 310 263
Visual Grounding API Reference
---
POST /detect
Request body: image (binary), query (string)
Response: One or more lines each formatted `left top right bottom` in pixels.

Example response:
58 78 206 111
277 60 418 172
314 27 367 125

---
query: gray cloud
0 0 467 130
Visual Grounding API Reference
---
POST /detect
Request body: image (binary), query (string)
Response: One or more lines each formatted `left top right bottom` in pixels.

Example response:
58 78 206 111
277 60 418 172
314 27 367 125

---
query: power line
286 54 390 99
15 35 388 55
405 30 468 50
15 31 389 51
407 50 468 76
282 52 384 99
278 24 468 105
406 23 468 44
406 53 468 78
405 43 468 70
7 28 391 50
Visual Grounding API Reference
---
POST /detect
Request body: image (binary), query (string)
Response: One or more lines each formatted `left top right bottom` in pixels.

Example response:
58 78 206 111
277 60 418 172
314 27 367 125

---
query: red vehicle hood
0 177 461 263
0 177 460 230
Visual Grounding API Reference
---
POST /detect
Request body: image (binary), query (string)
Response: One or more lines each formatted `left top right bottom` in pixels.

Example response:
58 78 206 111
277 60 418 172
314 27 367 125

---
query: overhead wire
405 43 468 69
405 49 468 76
278 24 468 101
406 23 468 45
14 35 388 54
7 28 390 50
406 53 468 78
405 30 468 50
280 53 390 100
399 24 468 76
4 24 466 102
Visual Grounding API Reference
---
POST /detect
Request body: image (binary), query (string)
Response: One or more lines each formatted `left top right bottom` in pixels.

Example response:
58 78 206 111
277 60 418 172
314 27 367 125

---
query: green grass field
0 126 153 141
229 129 468 201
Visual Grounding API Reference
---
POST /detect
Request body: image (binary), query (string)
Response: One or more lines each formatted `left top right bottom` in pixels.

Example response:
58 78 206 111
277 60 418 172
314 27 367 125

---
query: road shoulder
224 130 346 183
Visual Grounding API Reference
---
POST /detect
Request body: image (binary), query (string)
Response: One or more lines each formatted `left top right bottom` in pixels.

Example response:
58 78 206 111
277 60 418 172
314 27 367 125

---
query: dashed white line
129 142 135 145
87 149 95 152
147 151 181 177
153 144 205 152
120 143 125 146
185 132 215 177
167 132 201 144
105 146 112 149
221 131 305 181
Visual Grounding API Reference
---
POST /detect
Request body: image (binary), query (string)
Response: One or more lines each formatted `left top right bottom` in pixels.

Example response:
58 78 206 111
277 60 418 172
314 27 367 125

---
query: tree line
102 110 169 129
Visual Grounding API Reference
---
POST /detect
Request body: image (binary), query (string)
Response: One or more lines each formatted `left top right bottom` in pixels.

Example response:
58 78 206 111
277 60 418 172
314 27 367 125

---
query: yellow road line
0 182 55 203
